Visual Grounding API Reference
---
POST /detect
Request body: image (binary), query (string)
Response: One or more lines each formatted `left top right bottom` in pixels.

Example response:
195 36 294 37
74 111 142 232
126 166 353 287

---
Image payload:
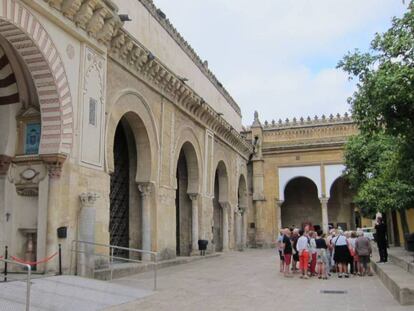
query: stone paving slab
0 275 152 311
108 249 414 311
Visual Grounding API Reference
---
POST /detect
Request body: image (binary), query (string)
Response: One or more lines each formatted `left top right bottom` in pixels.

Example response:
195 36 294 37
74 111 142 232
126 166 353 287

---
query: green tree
338 1 414 235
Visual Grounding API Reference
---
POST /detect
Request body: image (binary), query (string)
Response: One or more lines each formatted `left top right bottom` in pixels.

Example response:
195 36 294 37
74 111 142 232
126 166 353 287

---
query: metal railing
0 258 31 311
70 240 158 290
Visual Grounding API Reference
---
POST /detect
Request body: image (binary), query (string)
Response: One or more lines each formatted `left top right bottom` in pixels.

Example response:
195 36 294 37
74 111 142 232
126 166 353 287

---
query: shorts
278 250 284 261
317 249 327 263
284 253 292 266
359 255 370 265
293 253 299 262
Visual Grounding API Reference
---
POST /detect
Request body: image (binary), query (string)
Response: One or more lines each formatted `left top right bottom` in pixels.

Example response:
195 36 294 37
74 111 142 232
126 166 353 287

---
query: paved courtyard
108 249 412 311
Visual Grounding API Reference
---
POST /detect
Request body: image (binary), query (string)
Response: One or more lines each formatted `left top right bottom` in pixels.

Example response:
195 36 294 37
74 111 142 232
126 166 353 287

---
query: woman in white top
332 230 351 278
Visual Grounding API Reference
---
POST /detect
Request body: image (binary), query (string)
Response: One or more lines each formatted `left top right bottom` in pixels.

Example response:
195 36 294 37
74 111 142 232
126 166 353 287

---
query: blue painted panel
25 123 41 154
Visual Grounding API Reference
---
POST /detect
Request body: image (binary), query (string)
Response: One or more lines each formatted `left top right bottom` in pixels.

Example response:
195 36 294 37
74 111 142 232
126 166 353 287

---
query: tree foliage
338 1 414 233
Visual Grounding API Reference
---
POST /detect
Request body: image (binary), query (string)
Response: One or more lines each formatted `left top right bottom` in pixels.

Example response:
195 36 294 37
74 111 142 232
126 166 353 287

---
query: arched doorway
213 161 229 252
281 177 321 229
110 120 133 258
328 177 354 230
175 142 199 256
109 111 153 258
0 33 40 267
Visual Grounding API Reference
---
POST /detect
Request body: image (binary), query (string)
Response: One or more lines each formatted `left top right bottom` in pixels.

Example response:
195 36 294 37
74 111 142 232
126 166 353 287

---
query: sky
153 0 408 126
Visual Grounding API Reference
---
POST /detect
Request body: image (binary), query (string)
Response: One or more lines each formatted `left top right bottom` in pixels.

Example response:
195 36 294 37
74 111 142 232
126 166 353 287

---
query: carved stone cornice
108 28 252 157
41 0 252 158
41 154 67 179
44 0 123 46
261 113 353 130
0 155 12 176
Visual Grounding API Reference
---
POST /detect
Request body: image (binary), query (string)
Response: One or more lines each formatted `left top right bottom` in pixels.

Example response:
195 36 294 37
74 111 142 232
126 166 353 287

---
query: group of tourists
277 225 374 279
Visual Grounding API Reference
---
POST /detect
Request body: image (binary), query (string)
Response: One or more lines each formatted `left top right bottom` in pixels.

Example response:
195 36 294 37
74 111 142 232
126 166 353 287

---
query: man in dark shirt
375 217 388 263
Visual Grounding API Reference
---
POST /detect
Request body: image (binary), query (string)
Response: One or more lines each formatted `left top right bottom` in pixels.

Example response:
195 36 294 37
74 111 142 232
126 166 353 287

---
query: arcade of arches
281 177 355 232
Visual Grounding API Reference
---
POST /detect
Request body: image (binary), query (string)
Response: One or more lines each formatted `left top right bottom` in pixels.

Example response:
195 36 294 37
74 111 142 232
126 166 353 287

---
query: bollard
58 244 62 276
4 245 8 282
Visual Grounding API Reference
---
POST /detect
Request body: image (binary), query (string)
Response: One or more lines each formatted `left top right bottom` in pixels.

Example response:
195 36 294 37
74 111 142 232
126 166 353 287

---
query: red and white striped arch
0 0 73 155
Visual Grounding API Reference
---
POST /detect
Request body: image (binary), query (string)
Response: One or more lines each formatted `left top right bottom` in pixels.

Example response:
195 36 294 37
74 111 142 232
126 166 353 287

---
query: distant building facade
243 112 362 247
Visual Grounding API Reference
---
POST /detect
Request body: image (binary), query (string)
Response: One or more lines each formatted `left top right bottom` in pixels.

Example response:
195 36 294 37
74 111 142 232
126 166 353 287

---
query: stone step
94 253 221 280
371 258 414 305
388 249 414 276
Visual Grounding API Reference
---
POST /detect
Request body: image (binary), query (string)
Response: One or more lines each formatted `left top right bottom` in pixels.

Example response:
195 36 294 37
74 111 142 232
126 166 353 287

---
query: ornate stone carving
252 111 261 128
8 157 47 197
41 154 67 179
48 0 64 10
0 155 12 176
138 182 152 197
74 0 99 29
86 7 107 35
96 15 122 44
79 192 99 208
188 193 199 201
62 0 83 19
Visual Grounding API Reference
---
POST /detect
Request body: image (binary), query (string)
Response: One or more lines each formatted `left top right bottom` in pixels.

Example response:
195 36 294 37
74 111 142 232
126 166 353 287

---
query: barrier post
58 244 62 275
4 245 8 282
26 264 31 311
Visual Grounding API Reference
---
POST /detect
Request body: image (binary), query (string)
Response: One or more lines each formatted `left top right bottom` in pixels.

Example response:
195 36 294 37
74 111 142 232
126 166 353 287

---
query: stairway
371 246 414 305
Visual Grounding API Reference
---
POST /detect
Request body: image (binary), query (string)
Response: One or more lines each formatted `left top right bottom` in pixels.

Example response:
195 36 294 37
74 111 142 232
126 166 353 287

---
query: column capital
219 201 230 210
320 197 329 204
275 199 284 207
138 182 153 197
188 193 199 201
41 154 67 179
79 192 99 208
0 155 12 176
238 204 247 215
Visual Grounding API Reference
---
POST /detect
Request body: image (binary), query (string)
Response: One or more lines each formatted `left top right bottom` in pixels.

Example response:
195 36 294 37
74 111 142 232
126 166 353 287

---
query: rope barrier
10 252 58 266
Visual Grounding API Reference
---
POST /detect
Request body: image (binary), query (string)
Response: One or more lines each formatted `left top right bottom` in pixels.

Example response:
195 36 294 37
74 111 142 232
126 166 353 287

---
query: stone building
2 0 412 277
0 0 252 273
242 112 363 247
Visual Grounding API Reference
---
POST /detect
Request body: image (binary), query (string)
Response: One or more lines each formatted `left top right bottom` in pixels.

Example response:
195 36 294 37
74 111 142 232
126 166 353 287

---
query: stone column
138 182 152 261
220 202 229 252
0 155 11 251
241 209 247 249
41 154 66 272
78 192 99 277
320 198 329 234
276 200 284 232
189 193 199 254
235 208 242 251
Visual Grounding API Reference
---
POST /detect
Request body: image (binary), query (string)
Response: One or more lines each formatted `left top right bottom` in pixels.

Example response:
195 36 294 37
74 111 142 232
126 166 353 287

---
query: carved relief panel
80 46 106 169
